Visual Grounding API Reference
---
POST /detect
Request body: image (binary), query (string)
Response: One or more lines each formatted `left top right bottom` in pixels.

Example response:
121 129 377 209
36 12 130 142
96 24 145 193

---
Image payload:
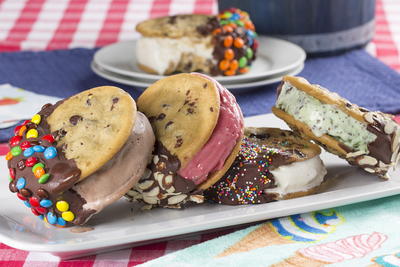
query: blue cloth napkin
0 48 399 118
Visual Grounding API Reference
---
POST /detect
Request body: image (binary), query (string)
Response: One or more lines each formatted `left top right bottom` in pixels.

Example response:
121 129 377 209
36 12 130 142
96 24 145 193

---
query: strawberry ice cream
177 74 244 185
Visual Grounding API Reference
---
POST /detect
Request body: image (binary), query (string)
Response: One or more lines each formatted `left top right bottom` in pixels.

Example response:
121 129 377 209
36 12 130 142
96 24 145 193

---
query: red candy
22 120 31 126
42 134 55 143
29 197 40 207
253 39 259 50
20 141 31 150
31 208 40 216
14 125 22 135
9 136 22 146
17 193 26 201
36 207 47 214
25 157 37 167
9 168 15 180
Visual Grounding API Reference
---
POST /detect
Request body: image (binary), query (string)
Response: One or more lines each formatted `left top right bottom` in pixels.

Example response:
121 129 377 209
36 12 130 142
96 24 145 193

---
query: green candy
38 173 50 184
9 176 13 182
246 48 254 59
32 163 45 173
235 20 244 27
220 20 229 25
223 12 232 18
239 57 248 68
11 146 22 156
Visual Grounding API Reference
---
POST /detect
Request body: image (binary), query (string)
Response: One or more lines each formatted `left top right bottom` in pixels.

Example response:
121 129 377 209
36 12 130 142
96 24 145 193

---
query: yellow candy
62 211 75 222
26 129 38 139
56 201 69 212
31 114 41 124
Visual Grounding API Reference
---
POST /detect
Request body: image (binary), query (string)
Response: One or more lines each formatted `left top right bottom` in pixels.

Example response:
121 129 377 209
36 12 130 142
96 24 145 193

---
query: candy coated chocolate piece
26 129 38 139
23 147 34 157
44 147 57 160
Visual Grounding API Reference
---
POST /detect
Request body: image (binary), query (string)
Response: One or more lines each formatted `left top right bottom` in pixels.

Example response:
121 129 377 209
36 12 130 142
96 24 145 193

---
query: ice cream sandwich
204 127 326 205
125 73 244 208
6 86 155 226
272 76 400 179
135 8 257 76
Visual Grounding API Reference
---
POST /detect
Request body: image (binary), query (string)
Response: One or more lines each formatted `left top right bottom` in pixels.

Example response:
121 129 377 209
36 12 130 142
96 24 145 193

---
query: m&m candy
33 145 45 153
9 136 22 146
31 114 41 124
44 147 57 160
16 177 26 190
62 211 75 222
11 146 22 156
26 129 38 139
56 201 69 212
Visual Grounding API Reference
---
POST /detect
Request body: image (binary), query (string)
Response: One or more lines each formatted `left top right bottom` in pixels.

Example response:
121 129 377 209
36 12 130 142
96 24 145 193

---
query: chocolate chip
9 182 17 193
86 99 91 106
203 83 208 88
175 136 183 148
157 113 166 120
186 90 190 96
17 160 25 170
210 107 214 112
168 15 177 24
345 102 352 108
187 108 194 114
69 115 82 126
20 188 32 197
165 121 174 129
37 188 49 199
111 97 119 111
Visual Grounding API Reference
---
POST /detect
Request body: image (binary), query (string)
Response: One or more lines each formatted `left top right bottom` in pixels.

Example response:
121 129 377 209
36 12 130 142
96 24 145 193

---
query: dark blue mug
218 0 376 55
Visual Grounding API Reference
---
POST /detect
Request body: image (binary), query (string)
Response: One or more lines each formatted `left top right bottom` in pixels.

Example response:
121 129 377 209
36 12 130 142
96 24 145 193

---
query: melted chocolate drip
7 102 94 226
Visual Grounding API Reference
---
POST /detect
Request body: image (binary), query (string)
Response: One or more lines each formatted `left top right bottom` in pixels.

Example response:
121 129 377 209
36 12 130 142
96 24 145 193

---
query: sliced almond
137 180 154 191
357 156 378 166
153 155 159 165
168 194 187 205
364 167 376 173
190 195 204 203
346 151 365 158
384 122 395 135
364 112 374 123
143 195 159 204
145 186 160 197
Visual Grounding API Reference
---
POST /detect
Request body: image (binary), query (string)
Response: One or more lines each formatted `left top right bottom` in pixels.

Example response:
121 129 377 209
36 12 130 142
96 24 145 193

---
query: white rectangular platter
0 113 399 259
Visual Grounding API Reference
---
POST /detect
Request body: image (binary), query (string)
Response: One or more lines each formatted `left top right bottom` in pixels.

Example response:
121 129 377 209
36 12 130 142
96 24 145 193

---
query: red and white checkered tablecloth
0 0 399 266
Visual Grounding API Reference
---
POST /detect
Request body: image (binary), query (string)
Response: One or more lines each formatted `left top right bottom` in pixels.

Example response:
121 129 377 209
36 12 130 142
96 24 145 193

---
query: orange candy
224 49 234 60
224 70 236 76
34 167 45 178
228 23 237 29
18 126 27 136
5 152 13 161
212 28 221 35
222 25 233 33
223 36 233 47
245 20 255 31
229 60 239 71
234 38 244 48
239 67 250 74
219 60 230 71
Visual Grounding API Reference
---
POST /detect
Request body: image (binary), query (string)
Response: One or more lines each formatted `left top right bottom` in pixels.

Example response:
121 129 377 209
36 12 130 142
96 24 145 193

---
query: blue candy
23 201 31 208
57 217 66 226
43 146 57 160
47 212 57 224
23 147 34 157
231 13 240 20
33 145 45 153
40 199 53 208
16 177 26 190
39 215 44 220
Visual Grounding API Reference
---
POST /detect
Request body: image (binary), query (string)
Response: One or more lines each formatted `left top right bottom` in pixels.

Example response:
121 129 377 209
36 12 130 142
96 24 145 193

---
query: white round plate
93 36 306 83
91 61 304 91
